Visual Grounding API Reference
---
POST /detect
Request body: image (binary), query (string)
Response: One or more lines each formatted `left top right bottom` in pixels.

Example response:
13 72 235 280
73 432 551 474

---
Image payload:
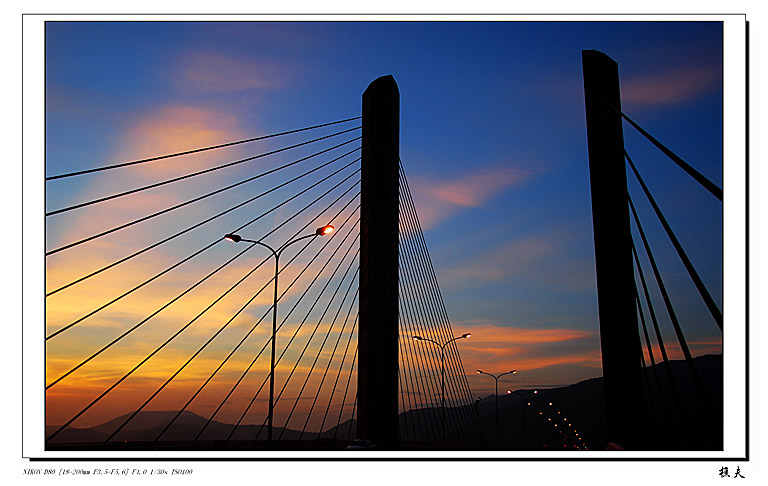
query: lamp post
412 333 471 448
224 224 334 448
476 369 517 448
474 397 483 447
507 389 538 449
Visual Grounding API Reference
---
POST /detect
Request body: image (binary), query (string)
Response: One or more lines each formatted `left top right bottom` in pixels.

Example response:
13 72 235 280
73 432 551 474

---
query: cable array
597 94 722 200
47 115 483 451
609 107 724 449
46 117 361 181
396 161 480 447
629 192 719 446
46 117 365 446
46 141 361 258
46 125 360 216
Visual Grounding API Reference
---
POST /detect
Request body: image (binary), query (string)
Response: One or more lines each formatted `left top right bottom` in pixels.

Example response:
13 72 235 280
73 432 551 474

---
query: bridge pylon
357 75 400 447
582 50 648 450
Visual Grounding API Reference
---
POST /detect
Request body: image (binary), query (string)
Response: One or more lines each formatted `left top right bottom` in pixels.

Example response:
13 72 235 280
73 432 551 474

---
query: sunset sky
44 21 724 430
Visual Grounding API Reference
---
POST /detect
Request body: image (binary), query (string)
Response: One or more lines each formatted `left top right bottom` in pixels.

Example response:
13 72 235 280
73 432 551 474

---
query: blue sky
44 20 724 422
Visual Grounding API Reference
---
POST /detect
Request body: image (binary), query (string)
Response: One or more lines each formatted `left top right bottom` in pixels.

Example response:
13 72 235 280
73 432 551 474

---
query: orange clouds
408 165 532 230
459 322 593 349
112 105 249 179
455 322 599 374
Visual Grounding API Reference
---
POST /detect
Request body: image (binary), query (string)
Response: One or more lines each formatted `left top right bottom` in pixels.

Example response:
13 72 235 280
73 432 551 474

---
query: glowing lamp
316 225 334 236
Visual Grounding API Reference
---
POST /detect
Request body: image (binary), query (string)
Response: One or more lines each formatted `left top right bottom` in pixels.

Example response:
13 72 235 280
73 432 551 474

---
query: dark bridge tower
582 50 648 449
357 75 400 446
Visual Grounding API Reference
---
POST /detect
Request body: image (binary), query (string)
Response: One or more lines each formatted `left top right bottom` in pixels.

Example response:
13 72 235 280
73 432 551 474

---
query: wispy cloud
408 165 533 230
439 231 595 291
621 65 721 107
444 235 556 283
46 102 255 262
177 53 289 94
529 59 721 124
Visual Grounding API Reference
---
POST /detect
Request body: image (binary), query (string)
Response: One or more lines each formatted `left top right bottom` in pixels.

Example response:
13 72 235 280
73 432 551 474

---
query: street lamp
223 224 334 448
507 388 537 449
474 396 483 446
476 369 517 448
412 332 471 448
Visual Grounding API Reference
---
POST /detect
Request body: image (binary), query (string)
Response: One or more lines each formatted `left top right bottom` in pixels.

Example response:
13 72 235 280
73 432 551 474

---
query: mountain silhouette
46 354 722 451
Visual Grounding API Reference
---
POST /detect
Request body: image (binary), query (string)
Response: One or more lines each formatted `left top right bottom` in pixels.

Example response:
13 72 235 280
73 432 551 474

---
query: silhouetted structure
357 75 401 446
582 50 648 449
43 57 723 453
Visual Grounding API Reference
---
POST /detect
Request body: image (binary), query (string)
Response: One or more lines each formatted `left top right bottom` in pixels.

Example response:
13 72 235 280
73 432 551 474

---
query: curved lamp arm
413 333 471 349
476 369 518 380
224 225 334 258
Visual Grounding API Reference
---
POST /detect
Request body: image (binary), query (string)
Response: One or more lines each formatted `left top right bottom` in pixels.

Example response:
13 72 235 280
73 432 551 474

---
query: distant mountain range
46 354 722 451
46 409 357 448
